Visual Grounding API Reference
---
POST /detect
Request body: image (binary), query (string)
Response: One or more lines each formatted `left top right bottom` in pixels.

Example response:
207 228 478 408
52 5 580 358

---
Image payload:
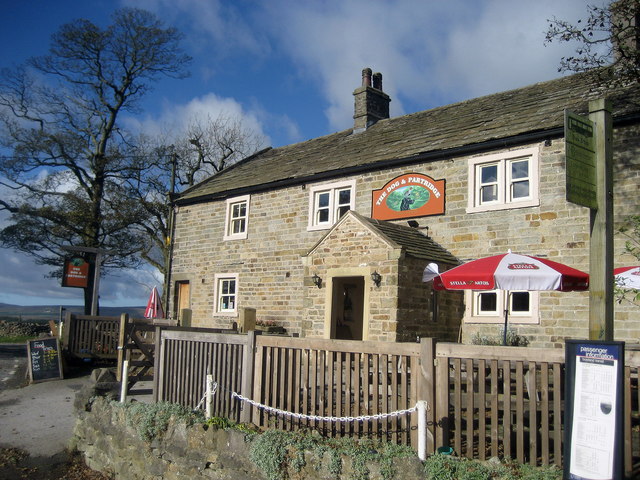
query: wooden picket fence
435 344 566 466
153 330 640 476
61 317 640 476
62 313 122 359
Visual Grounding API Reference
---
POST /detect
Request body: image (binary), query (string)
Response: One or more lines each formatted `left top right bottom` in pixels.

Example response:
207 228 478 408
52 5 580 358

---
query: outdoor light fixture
312 273 322 288
371 271 382 287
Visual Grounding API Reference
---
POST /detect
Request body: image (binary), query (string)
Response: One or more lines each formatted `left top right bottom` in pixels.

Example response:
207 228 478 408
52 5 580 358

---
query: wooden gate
116 315 173 384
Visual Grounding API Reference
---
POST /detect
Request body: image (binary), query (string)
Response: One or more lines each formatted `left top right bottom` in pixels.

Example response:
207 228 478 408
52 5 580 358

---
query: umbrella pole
503 291 510 346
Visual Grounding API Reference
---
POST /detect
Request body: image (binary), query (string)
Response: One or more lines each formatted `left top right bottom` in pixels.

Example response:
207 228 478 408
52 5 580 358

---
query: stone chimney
353 68 391 132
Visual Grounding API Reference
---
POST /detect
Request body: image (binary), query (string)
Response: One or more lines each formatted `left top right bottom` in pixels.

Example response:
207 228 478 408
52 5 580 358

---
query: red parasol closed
144 286 164 319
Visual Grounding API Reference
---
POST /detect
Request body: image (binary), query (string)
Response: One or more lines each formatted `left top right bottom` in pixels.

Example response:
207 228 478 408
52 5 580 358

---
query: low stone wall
71 386 426 480
71 397 264 479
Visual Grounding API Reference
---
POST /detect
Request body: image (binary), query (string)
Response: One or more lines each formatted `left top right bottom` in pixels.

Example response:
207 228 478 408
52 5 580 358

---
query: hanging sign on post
565 110 597 209
61 256 90 288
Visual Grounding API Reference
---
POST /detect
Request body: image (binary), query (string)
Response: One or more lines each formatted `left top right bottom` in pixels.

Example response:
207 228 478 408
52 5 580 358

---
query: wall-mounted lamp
371 271 382 287
312 273 322 288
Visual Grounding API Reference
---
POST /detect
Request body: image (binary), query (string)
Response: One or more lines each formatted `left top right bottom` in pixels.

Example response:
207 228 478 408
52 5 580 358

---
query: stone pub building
167 68 640 348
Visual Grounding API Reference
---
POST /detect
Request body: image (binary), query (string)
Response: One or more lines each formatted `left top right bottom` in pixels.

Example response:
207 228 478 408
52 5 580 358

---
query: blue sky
0 0 604 307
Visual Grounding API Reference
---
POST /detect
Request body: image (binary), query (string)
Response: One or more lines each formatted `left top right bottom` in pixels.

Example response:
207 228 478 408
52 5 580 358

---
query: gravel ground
0 447 112 480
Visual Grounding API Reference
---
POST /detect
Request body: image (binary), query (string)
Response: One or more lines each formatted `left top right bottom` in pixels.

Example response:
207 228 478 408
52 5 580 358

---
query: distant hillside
0 303 146 320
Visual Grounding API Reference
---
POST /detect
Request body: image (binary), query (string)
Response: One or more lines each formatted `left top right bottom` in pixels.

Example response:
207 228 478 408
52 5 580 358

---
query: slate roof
359 214 459 264
309 211 459 265
176 72 640 205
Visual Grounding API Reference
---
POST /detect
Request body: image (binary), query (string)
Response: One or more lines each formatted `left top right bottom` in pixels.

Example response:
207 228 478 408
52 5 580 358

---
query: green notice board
565 110 597 209
27 337 64 383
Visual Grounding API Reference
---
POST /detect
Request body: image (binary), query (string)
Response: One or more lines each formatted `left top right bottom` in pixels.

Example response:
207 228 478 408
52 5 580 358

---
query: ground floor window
214 273 238 315
465 290 539 324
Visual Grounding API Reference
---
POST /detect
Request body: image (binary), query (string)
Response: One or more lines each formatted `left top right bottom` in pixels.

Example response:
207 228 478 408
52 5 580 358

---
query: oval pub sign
371 173 445 221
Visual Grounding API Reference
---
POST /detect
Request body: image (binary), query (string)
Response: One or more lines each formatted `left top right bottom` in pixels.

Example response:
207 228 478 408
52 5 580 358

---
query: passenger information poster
564 341 624 480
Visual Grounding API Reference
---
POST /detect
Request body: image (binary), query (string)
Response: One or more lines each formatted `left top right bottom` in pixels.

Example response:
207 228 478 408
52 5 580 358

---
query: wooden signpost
565 99 614 341
27 337 63 383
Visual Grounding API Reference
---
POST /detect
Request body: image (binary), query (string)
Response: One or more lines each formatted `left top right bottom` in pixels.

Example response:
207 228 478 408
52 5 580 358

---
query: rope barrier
231 390 419 423
195 380 428 424
195 378 431 460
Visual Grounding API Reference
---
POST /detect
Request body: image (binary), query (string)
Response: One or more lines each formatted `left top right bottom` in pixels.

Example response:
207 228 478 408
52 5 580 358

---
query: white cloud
129 93 271 145
435 0 600 99
254 0 601 131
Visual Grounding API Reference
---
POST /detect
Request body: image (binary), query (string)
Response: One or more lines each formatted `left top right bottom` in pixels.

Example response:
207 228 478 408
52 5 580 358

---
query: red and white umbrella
614 266 640 290
144 286 164 319
431 251 589 292
424 251 589 344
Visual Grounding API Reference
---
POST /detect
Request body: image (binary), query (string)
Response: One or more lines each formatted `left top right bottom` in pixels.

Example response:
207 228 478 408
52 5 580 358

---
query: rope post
417 400 428 461
120 360 129 403
205 374 213 419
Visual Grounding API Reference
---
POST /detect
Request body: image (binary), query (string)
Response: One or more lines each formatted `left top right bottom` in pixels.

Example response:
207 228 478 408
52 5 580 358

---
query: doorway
330 276 364 340
174 281 190 325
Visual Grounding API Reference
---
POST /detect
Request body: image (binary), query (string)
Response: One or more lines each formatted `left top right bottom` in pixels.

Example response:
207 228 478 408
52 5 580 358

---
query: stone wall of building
396 257 463 343
171 128 640 347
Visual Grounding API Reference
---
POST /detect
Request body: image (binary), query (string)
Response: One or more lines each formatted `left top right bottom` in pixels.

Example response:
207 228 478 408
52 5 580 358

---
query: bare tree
0 8 190 312
127 114 266 311
545 0 640 86
176 113 266 187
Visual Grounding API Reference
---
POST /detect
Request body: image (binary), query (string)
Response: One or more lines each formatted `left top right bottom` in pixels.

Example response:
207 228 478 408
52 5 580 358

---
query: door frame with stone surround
323 267 375 340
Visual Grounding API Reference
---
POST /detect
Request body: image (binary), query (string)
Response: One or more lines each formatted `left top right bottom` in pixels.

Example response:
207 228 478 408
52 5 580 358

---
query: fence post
240 330 256 424
116 313 128 382
152 325 162 403
416 338 436 455
418 400 428 461
155 328 167 403
120 359 129 403
62 311 73 351
206 374 214 419
435 344 450 450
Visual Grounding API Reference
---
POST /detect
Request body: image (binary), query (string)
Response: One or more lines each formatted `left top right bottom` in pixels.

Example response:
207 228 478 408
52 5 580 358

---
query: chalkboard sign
27 337 63 383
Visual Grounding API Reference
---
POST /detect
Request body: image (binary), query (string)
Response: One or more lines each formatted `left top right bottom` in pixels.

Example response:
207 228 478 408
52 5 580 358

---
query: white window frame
214 273 239 316
466 147 540 213
307 179 356 231
224 195 250 241
463 290 540 324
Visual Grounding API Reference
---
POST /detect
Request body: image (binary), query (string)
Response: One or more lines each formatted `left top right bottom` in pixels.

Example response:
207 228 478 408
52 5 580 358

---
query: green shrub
423 454 562 480
470 328 529 347
250 430 414 480
120 401 204 441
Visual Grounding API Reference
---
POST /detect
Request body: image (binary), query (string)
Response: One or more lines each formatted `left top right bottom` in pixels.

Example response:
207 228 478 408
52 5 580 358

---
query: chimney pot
373 72 382 91
362 68 372 87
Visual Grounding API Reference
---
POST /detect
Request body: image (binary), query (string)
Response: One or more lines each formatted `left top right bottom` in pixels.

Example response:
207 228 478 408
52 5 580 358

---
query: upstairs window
308 180 356 231
224 195 250 240
467 147 539 213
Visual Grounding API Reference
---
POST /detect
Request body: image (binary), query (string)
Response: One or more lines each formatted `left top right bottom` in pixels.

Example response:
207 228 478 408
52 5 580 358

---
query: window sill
464 315 539 325
466 199 539 214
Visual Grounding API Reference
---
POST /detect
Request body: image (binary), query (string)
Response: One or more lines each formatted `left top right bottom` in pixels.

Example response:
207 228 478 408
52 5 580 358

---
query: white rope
231 390 421 423
196 379 427 424
194 381 217 411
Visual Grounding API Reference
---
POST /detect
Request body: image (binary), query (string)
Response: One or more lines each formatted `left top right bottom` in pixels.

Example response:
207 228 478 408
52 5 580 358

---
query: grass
0 335 36 343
